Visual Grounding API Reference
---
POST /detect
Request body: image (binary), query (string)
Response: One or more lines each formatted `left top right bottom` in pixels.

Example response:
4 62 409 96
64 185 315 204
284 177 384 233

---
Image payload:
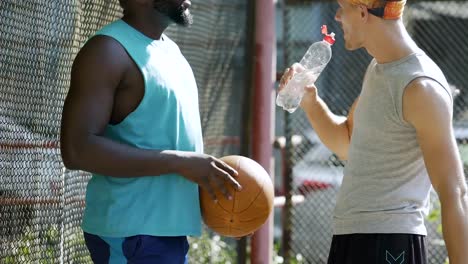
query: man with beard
279 0 468 263
60 0 242 263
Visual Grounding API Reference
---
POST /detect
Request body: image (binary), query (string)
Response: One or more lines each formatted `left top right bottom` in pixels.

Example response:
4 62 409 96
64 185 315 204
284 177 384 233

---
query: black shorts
327 233 427 264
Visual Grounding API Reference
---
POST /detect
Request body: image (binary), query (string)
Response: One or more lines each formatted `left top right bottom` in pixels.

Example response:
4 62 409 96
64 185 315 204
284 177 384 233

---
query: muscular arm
59 36 241 200
280 64 357 160
404 78 468 264
60 36 185 177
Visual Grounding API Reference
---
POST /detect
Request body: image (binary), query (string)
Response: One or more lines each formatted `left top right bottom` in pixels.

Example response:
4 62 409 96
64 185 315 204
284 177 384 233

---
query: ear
358 5 369 22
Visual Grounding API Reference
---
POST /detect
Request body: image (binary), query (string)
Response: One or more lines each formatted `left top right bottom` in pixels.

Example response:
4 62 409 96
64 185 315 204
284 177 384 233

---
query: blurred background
1 0 467 263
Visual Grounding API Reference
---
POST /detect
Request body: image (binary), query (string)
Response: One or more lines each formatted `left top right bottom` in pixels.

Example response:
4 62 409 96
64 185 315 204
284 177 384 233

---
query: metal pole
281 1 293 262
237 0 258 263
250 0 276 263
282 132 293 264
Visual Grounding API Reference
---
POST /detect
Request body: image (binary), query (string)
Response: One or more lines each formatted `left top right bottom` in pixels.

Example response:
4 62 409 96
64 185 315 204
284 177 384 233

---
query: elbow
61 147 79 170
461 187 468 207
335 144 349 161
334 131 350 161
60 139 82 170
438 183 468 207
456 187 468 213
336 152 348 161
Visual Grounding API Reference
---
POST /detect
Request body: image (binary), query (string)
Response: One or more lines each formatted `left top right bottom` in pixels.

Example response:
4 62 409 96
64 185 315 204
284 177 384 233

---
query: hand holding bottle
276 25 335 113
279 63 319 109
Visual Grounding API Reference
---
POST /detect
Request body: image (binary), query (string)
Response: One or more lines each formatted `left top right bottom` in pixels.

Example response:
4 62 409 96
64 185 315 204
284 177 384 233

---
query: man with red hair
280 0 468 263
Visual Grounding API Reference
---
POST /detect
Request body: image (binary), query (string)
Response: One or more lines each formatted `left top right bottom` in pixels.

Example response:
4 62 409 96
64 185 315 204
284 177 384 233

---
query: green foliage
272 241 305 264
1 225 92 264
458 144 468 166
188 231 237 264
3 227 237 264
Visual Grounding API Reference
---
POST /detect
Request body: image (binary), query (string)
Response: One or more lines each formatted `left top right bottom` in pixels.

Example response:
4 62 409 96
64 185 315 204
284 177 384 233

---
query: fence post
280 1 294 262
250 0 276 263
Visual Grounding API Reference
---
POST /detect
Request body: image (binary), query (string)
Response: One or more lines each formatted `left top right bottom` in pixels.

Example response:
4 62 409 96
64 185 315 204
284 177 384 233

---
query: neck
122 11 170 40
364 19 420 64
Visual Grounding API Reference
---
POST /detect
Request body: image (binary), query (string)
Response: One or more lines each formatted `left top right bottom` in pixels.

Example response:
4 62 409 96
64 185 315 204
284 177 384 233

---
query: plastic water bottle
276 25 336 113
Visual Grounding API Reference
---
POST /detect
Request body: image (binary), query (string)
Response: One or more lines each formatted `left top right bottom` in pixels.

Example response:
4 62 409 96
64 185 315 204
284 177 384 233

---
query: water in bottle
277 25 336 113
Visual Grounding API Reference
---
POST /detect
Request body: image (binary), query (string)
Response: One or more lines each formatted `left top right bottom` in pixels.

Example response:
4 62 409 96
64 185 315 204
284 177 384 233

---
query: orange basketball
200 155 274 237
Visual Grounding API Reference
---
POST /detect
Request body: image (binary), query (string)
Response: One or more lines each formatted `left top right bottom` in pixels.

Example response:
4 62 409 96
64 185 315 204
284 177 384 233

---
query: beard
154 1 193 26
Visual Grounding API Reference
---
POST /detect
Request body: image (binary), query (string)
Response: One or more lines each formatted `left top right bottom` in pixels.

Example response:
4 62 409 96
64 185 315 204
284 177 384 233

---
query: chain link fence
0 0 248 263
276 1 468 263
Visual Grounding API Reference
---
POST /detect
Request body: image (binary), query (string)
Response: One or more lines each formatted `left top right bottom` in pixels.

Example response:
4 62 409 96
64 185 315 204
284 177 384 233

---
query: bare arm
301 93 357 160
404 78 468 264
60 36 240 199
279 64 357 160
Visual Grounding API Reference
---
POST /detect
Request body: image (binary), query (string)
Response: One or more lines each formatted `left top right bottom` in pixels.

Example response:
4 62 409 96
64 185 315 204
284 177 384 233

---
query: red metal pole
250 0 276 263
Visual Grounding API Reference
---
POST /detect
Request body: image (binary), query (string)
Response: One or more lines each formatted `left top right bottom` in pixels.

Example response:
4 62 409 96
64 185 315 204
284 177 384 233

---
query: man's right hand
279 63 319 109
175 152 242 202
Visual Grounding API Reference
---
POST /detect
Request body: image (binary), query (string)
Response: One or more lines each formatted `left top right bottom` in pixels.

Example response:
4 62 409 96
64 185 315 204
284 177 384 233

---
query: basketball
200 155 274 237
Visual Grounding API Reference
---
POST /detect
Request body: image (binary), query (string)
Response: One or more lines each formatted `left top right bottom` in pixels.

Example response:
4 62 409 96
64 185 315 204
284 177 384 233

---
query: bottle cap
321 25 336 45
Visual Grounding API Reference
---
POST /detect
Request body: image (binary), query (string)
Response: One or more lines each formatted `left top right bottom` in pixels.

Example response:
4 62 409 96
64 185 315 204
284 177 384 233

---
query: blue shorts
83 232 189 264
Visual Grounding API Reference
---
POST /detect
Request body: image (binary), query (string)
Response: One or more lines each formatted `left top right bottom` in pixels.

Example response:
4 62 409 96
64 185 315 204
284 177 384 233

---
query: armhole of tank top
399 75 452 126
94 33 149 128
382 71 419 127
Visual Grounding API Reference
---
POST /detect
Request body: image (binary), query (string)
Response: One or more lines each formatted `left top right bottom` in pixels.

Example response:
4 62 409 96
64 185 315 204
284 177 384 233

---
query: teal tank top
81 20 204 237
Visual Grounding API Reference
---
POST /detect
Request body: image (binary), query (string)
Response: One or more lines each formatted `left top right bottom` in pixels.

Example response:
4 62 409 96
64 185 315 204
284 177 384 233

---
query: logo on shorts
386 250 405 264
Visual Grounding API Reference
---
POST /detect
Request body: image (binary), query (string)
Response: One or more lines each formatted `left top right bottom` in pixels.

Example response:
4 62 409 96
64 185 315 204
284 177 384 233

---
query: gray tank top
333 51 451 235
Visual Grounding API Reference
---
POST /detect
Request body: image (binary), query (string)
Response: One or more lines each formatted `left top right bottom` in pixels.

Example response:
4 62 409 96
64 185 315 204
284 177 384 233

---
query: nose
335 8 342 22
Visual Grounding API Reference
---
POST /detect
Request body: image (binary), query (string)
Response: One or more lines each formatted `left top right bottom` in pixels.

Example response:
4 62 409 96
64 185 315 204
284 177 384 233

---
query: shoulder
162 34 176 45
403 77 452 126
162 34 182 53
72 35 130 78
405 78 451 107
76 35 128 64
